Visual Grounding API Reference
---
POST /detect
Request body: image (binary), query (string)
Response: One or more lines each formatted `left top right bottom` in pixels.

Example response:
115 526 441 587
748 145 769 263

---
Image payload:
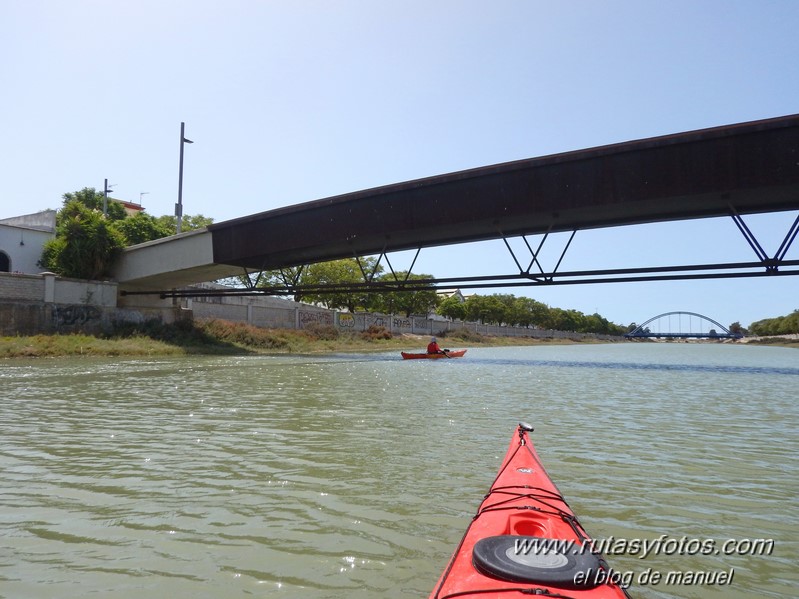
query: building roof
0 210 56 232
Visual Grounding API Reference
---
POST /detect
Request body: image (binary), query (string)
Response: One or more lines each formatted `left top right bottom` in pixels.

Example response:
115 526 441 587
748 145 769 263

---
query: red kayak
429 423 631 599
401 350 467 360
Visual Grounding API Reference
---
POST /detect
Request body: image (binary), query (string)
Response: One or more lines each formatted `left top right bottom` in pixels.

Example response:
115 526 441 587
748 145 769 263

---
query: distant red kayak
429 423 631 599
401 350 467 360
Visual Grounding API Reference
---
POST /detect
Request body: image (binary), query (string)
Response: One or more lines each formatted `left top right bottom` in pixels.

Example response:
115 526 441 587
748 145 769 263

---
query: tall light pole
103 178 115 216
104 178 109 216
176 121 193 233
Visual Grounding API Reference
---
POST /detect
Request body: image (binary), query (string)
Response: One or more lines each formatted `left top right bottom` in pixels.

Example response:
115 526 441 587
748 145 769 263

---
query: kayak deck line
473 486 584 534
429 423 631 599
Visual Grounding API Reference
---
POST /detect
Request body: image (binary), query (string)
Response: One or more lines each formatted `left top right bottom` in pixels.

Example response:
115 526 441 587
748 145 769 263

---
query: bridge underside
209 114 799 270
117 114 799 293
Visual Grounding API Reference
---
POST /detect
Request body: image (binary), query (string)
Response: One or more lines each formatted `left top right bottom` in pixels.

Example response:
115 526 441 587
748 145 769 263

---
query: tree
155 214 214 234
438 294 466 321
39 200 126 279
255 266 307 302
521 297 550 328
62 187 127 221
547 307 583 332
728 321 746 336
39 186 217 280
112 212 174 245
255 258 383 310
464 295 506 325
371 272 439 317
492 294 517 325
448 292 628 334
304 258 381 311
581 312 626 335
504 297 528 327
749 310 799 335
507 296 548 327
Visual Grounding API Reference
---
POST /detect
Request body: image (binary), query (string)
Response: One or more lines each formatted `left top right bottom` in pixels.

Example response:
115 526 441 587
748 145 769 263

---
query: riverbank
738 333 799 348
0 318 601 359
4 319 794 359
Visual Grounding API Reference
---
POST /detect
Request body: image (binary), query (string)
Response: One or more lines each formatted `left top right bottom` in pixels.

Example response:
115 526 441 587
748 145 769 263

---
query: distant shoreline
0 322 601 360
1 322 793 360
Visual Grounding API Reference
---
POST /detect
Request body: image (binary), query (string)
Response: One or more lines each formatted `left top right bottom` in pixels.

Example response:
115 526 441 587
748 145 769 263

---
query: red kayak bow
429 423 631 599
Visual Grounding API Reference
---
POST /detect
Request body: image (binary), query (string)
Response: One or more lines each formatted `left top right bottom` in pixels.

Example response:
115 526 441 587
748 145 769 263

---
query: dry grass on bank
742 336 799 348
0 333 184 358
0 318 595 359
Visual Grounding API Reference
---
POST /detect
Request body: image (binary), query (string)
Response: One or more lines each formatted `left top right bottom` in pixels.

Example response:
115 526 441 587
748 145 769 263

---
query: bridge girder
118 113 799 294
209 113 799 272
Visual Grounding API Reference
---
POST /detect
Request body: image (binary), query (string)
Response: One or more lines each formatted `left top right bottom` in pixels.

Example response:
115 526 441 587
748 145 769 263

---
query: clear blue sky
2 1 797 329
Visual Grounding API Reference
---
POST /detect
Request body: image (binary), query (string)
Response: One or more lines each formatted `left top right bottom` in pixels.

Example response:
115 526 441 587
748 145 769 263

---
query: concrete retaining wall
0 273 44 300
0 272 182 336
1 272 118 306
0 301 182 336
1 272 617 342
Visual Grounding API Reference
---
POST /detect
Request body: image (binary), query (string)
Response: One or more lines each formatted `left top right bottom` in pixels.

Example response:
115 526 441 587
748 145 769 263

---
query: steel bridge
624 311 743 339
115 113 799 299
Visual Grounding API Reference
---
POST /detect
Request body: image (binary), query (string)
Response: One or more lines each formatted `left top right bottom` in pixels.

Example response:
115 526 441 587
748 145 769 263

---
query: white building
437 288 466 303
0 210 57 274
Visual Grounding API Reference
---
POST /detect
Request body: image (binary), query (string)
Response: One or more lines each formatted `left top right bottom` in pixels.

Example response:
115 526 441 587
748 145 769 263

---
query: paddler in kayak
427 337 445 355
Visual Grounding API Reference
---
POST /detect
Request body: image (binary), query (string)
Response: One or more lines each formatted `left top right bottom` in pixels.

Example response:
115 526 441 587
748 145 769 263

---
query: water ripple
1 346 797 598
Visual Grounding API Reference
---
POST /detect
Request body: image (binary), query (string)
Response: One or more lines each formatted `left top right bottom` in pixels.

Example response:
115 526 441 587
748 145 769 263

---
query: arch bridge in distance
625 311 743 340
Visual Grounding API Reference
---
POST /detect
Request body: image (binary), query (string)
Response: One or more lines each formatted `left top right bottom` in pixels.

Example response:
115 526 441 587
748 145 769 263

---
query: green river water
1 343 797 598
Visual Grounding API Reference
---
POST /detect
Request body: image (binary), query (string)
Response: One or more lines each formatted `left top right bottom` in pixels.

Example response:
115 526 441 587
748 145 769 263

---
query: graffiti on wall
338 313 355 328
392 317 411 330
365 315 386 329
52 305 101 327
299 310 334 327
414 318 429 329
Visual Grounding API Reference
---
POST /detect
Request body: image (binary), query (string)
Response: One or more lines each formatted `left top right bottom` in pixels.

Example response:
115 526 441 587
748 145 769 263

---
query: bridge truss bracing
153 209 799 300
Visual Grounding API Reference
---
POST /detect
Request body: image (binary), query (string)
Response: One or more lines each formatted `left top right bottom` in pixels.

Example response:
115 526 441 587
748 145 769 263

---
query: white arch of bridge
627 311 734 337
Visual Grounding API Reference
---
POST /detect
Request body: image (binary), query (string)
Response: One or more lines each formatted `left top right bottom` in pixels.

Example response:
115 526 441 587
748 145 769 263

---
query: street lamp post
103 178 115 216
103 178 109 216
176 121 193 233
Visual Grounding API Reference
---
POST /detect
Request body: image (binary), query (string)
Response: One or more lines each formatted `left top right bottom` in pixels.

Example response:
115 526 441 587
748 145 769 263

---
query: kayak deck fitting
429 423 631 599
